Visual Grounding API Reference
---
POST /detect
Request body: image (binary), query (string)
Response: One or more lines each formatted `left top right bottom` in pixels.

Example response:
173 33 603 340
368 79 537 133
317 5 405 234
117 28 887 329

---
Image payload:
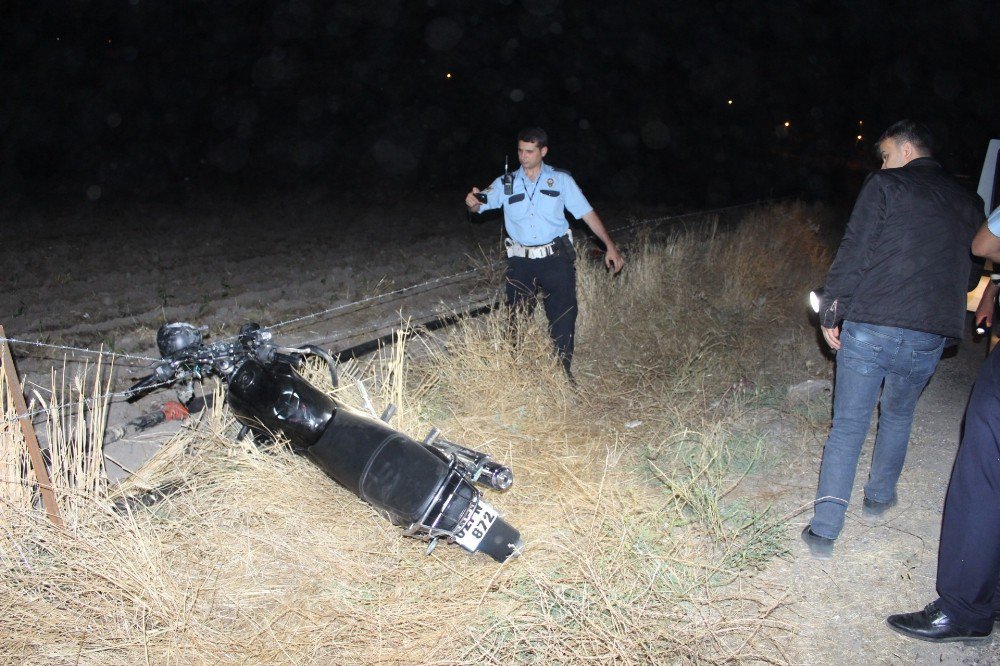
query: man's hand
464 187 483 211
604 244 625 274
821 325 841 350
975 280 999 331
579 210 624 274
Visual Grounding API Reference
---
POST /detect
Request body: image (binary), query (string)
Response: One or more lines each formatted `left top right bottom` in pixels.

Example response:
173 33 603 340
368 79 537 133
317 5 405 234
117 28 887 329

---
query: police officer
464 127 624 376
886 208 1000 643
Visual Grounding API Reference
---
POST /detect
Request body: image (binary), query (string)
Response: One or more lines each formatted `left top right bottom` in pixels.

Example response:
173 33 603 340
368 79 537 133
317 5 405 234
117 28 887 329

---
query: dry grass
1 357 33 511
0 202 830 664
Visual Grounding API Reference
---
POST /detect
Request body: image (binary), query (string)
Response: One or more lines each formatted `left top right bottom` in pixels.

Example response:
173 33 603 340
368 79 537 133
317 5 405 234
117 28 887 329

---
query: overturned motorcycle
126 322 522 563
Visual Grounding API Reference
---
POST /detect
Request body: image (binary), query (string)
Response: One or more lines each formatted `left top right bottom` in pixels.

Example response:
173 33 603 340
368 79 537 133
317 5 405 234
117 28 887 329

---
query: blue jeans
811 321 945 539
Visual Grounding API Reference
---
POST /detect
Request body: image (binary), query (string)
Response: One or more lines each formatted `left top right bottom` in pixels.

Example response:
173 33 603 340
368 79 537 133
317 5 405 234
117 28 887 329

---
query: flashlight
809 291 820 313
976 318 989 336
809 287 825 314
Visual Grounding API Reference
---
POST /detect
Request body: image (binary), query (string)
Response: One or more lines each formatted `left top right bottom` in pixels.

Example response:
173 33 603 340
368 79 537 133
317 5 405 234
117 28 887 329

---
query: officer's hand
821 325 841 350
975 283 997 330
465 188 482 210
975 307 993 332
605 244 625 274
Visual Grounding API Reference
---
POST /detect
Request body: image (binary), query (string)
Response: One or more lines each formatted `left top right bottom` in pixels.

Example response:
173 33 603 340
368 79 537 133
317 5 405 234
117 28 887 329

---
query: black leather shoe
886 601 992 643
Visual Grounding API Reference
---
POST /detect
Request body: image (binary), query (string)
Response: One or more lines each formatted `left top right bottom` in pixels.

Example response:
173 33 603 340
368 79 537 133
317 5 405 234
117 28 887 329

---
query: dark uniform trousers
504 249 577 373
936 345 1000 633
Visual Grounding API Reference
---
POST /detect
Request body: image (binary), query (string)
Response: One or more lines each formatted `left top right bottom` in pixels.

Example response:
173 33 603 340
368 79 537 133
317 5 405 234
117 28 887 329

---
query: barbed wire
0 337 159 363
263 265 497 333
1 262 499 370
0 289 498 426
612 196 798 238
0 198 783 425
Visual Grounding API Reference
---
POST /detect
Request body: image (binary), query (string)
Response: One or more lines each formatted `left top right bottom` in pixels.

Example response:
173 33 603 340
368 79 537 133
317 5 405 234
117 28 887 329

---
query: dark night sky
2 1 998 208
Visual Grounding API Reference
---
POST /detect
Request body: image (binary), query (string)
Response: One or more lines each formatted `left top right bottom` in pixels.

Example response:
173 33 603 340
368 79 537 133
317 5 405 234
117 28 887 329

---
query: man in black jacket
802 120 983 559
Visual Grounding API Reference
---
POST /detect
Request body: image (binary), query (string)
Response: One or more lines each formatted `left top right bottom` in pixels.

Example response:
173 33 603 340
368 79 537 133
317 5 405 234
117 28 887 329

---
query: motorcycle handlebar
125 323 340 402
125 363 173 402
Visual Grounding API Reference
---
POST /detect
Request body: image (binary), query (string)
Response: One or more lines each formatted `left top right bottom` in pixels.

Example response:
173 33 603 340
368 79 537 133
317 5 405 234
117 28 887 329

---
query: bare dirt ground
2 194 997 663
756 336 999 664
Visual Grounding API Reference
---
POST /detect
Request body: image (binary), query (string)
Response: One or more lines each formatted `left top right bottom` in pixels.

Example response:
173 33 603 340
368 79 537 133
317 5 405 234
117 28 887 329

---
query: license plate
453 498 498 552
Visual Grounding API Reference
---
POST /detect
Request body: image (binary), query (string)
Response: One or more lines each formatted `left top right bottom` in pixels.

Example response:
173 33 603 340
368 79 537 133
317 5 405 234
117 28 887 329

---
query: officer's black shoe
886 602 992 643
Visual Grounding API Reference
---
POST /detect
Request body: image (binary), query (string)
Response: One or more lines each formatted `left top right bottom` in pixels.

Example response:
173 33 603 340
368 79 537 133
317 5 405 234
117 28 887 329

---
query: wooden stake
0 324 63 527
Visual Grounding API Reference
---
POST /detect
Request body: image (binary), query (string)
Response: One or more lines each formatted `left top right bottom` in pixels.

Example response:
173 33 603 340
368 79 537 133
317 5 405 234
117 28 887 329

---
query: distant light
784 121 791 127
445 72 452 79
727 99 733 105
858 120 864 126
857 134 863 141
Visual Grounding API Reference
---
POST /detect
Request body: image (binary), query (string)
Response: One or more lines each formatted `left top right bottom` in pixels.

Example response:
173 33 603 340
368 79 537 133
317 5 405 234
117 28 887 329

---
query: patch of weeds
100 334 125 355
744 385 787 409
724 431 768 476
788 395 831 429
715 499 789 580
359 275 394 297
156 285 172 309
648 427 788 581
419 395 450 424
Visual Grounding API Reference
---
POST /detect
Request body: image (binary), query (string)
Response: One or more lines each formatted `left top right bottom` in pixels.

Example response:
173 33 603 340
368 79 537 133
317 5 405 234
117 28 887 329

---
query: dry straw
1 202 828 664
1 354 33 511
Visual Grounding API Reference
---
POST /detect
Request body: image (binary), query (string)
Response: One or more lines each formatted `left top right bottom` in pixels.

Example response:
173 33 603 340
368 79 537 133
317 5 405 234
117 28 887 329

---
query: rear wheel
475 517 522 562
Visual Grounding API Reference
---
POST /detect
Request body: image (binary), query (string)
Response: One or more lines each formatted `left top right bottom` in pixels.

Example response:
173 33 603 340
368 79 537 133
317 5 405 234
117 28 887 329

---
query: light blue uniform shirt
988 206 1000 237
477 162 594 246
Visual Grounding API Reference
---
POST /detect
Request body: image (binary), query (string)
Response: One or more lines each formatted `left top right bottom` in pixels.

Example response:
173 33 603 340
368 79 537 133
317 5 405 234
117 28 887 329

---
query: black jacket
819 157 983 340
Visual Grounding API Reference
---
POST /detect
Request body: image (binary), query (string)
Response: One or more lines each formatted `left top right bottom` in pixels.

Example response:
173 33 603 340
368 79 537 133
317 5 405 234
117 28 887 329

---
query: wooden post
0 324 63 527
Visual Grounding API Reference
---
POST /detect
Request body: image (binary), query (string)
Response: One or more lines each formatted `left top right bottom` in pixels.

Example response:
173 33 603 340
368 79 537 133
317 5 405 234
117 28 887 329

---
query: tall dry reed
0 355 33 511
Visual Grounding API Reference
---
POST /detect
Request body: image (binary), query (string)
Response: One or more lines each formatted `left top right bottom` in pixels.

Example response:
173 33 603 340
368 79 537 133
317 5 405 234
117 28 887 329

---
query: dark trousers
936 346 1000 633
505 252 577 372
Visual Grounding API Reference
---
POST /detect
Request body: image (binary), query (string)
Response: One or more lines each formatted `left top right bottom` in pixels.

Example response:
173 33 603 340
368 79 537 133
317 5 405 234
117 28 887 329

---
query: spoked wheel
475 517 522 562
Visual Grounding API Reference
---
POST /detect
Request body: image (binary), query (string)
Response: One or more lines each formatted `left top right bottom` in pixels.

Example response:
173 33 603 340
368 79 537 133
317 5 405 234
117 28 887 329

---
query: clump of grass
37 357 112 524
1 355 112 526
